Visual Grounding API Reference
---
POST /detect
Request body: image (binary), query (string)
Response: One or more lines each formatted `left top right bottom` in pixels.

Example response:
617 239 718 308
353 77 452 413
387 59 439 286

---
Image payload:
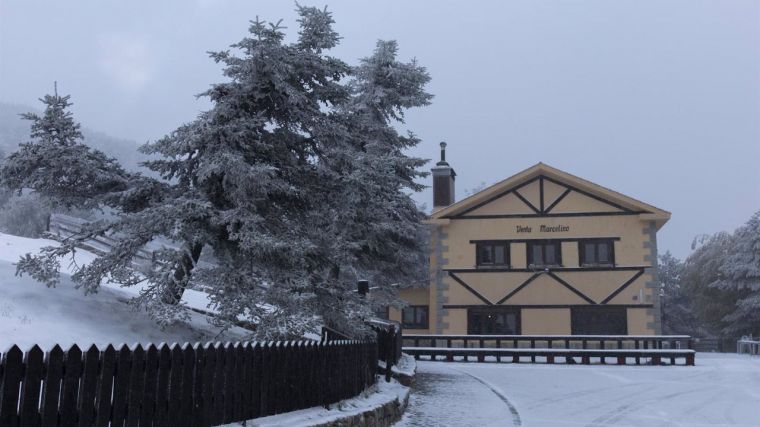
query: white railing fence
736 335 759 356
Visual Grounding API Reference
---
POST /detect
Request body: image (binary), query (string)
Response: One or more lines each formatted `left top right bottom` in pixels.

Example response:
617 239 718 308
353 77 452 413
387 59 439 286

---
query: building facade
389 144 670 335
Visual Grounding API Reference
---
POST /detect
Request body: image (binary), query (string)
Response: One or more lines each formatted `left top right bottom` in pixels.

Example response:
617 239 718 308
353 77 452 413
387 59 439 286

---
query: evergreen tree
713 211 760 335
0 85 130 212
682 231 740 335
314 40 432 329
659 251 700 335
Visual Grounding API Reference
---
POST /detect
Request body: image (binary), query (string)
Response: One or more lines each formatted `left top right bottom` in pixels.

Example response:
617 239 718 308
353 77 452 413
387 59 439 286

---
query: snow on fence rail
736 339 760 356
0 340 378 427
402 334 696 366
47 213 155 265
403 334 693 350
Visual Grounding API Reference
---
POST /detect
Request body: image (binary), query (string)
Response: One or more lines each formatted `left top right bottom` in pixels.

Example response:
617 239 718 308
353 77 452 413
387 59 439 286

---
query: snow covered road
396 361 521 427
398 353 760 427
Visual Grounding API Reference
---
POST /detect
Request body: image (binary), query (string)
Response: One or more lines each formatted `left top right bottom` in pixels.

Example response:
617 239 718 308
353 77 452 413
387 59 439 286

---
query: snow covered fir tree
0 6 432 340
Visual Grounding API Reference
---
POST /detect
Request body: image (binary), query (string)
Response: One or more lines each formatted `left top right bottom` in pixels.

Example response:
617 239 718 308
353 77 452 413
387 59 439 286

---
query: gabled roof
430 163 670 228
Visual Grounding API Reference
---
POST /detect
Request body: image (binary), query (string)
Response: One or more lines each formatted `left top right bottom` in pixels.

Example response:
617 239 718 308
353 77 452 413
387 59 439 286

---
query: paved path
396 353 760 427
395 362 520 426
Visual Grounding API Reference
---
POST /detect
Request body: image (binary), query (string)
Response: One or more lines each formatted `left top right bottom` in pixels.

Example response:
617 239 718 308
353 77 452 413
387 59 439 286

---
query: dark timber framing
544 188 571 213
514 189 540 214
496 273 541 305
601 269 646 304
442 304 654 309
547 272 595 304
446 265 641 273
447 267 647 306
449 174 649 220
448 272 492 305
470 237 621 245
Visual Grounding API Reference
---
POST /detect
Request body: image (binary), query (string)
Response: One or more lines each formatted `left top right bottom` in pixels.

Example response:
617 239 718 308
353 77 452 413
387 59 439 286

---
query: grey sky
1 0 758 259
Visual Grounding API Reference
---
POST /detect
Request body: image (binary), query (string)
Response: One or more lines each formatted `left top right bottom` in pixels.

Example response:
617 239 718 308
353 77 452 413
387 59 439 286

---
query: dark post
686 353 695 366
385 328 394 383
357 280 369 298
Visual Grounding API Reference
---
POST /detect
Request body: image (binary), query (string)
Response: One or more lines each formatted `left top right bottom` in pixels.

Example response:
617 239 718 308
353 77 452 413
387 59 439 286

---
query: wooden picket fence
0 340 378 427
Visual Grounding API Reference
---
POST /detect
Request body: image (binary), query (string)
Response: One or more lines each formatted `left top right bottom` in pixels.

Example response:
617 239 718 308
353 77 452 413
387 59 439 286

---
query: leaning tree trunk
161 242 204 304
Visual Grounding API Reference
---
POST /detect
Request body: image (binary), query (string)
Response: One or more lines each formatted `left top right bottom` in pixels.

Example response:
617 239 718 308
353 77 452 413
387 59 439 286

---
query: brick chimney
432 142 456 209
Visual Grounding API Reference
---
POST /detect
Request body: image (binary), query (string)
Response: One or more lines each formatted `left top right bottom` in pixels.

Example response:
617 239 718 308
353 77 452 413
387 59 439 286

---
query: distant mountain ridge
0 102 148 171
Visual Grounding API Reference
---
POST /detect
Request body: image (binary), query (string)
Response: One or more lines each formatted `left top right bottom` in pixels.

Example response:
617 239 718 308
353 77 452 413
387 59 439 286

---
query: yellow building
390 143 670 336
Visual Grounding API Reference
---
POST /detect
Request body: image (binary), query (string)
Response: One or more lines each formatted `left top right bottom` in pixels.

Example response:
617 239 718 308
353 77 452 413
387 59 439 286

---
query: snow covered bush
0 194 50 238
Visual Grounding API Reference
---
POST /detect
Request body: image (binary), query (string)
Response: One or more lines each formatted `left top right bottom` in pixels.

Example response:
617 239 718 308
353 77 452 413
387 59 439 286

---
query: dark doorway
467 307 520 334
571 306 628 335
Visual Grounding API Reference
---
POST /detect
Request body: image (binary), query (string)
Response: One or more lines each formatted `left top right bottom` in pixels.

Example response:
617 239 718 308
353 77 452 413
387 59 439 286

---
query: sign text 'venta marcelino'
516 225 570 233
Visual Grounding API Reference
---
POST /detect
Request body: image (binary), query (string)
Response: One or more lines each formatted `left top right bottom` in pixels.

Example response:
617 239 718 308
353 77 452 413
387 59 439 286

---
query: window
402 305 429 329
468 307 520 334
373 306 390 320
579 239 615 266
527 240 562 267
571 307 627 335
476 241 510 267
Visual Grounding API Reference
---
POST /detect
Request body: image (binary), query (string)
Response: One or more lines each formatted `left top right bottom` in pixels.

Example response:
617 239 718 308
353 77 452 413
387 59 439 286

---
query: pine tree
21 84 83 147
658 252 700 335
0 84 130 212
682 231 740 335
312 40 432 330
713 211 760 335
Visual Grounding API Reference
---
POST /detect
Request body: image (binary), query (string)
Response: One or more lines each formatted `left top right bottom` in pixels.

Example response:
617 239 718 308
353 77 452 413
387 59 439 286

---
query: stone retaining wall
312 390 409 427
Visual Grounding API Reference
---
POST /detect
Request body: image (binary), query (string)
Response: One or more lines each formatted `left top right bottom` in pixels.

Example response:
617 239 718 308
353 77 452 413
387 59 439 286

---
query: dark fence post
0 345 23 427
19 345 44 427
125 344 145 427
96 346 118 426
141 344 160 425
155 344 173 427
251 343 262 419
111 345 132 426
77 345 100 427
357 280 369 298
60 345 83 426
40 345 64 427
179 344 195 427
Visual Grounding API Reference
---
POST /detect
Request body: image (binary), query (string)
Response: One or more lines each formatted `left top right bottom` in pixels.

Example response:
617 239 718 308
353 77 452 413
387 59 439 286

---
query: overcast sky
0 0 758 259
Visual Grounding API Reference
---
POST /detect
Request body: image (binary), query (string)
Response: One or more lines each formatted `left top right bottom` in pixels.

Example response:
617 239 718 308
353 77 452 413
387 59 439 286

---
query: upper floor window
527 240 562 267
579 239 615 266
476 241 510 267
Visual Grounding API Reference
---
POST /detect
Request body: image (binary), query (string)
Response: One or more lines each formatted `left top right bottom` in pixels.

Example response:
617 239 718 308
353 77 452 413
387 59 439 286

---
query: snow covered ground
0 232 247 351
398 353 760 427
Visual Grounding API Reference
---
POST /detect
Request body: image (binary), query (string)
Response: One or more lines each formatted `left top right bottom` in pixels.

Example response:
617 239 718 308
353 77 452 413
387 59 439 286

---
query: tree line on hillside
0 5 431 339
659 211 760 338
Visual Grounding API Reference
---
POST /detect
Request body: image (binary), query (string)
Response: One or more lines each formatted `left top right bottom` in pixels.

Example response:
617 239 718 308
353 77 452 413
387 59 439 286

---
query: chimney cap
436 141 450 166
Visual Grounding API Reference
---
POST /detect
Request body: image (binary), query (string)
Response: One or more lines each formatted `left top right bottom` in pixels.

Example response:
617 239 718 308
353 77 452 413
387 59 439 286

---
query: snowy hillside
0 232 247 351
